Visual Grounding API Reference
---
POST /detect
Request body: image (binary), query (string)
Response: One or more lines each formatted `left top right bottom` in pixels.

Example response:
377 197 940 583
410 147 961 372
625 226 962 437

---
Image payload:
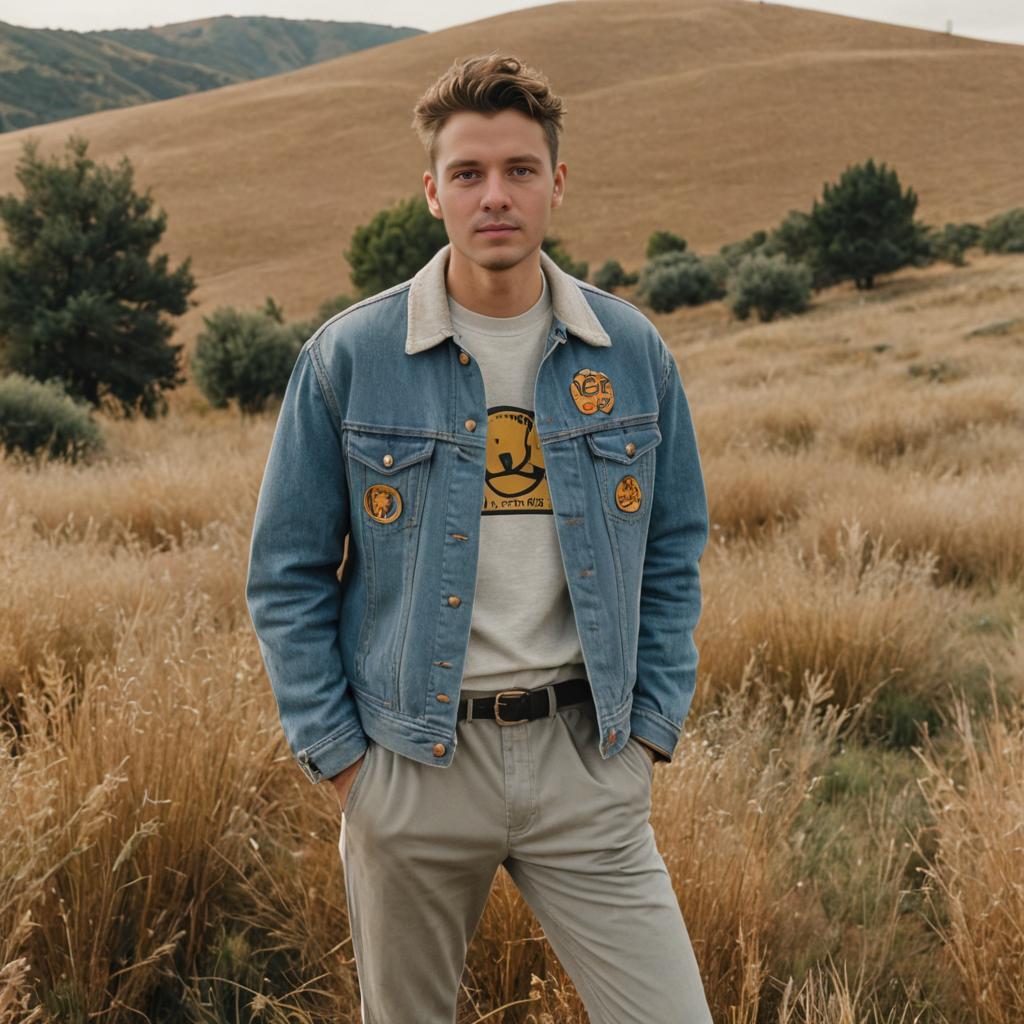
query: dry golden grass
3 247 1022 1020
913 686 1024 1024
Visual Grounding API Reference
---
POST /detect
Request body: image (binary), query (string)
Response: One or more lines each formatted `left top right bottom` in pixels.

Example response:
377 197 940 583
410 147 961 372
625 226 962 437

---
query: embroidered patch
615 475 642 513
570 368 615 415
364 484 402 523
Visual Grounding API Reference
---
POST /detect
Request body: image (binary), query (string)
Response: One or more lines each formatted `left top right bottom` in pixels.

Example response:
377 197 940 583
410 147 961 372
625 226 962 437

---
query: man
246 51 712 1023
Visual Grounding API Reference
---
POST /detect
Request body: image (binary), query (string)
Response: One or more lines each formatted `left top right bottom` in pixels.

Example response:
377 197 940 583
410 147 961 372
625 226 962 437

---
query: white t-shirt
448 270 587 696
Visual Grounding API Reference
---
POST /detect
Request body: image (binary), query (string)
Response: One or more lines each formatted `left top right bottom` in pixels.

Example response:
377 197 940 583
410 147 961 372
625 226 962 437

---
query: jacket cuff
632 735 669 764
296 718 369 784
629 704 680 763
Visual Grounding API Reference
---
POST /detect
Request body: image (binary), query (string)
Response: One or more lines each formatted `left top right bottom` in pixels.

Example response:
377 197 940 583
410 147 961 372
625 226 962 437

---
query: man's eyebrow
444 155 544 172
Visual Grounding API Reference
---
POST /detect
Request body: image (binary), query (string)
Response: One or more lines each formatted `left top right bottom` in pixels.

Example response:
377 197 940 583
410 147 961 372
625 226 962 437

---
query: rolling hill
0 16 424 132
0 0 1021 355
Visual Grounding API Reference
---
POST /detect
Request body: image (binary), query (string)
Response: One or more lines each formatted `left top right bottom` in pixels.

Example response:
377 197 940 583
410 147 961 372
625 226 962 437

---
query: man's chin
468 233 532 270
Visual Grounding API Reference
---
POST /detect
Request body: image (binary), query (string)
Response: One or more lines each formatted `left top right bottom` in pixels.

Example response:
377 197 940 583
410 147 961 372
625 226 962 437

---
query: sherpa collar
405 242 611 354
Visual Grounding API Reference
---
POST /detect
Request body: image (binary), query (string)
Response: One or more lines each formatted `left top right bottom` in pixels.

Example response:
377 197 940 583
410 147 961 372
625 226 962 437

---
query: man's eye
454 168 532 181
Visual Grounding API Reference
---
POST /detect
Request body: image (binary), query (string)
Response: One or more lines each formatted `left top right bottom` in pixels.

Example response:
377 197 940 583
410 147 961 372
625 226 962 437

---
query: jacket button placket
430 339 487 760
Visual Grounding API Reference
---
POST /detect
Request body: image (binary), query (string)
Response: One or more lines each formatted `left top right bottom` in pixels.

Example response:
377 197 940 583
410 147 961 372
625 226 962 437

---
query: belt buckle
494 689 530 726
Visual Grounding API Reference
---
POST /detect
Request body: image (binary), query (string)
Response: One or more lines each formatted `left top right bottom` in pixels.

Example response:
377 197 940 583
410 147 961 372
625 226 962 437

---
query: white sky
0 0 1020 45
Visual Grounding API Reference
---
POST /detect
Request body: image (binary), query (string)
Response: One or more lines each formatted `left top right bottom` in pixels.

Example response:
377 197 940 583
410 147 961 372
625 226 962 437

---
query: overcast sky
0 0 1021 45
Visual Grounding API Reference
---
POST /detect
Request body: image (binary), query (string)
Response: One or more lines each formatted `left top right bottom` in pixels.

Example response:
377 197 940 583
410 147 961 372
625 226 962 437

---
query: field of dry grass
2 245 1022 1022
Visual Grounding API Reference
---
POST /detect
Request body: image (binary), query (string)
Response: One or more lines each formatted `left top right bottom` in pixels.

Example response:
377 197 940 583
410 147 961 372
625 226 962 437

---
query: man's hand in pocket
329 752 366 812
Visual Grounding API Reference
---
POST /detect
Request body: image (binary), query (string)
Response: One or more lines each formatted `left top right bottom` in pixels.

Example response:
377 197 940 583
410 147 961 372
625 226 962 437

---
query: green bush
728 253 812 322
926 222 983 266
635 251 726 313
719 230 768 270
191 307 302 415
980 208 1024 254
345 195 450 297
593 259 638 292
645 230 687 260
0 372 103 462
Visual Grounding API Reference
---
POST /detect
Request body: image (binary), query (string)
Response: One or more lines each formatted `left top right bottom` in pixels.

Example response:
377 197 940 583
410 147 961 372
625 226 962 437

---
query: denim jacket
245 243 709 784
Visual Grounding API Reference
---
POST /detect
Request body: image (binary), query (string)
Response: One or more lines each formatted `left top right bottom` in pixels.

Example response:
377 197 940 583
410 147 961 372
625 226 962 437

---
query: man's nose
481 173 512 209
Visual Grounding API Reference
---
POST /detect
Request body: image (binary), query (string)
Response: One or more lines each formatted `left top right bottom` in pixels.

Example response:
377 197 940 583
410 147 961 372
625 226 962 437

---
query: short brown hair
411 52 566 176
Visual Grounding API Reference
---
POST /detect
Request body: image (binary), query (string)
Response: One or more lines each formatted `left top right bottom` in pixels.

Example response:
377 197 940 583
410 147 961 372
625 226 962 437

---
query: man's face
423 107 566 272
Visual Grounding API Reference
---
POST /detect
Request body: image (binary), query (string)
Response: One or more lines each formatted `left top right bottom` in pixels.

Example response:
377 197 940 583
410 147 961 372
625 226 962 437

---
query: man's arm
628 335 709 764
245 337 368 784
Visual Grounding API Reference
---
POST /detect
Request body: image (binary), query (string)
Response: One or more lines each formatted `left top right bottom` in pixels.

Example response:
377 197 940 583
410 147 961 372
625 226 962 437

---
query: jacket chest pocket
345 431 436 531
585 420 662 524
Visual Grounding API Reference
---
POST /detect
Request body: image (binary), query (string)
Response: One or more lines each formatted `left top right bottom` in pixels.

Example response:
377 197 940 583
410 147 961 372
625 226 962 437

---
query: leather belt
457 677 591 725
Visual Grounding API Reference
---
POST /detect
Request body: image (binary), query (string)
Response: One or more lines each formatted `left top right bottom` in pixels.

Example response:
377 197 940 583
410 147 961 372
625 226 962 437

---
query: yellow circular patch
364 484 402 523
570 368 615 415
615 474 642 513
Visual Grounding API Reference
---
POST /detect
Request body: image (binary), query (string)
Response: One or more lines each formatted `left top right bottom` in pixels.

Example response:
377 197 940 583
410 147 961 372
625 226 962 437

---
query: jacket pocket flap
346 432 436 474
585 422 662 464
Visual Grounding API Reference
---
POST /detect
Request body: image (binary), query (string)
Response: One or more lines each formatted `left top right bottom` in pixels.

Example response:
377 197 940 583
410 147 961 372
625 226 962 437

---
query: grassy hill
0 16 424 132
0 0 1021 362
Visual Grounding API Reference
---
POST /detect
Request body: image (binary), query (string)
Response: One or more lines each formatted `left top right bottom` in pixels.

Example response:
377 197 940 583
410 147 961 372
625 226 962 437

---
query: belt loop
466 696 474 722
546 684 556 718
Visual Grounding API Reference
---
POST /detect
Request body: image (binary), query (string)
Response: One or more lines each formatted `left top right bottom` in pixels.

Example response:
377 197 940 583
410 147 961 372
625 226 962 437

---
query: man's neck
445 247 544 318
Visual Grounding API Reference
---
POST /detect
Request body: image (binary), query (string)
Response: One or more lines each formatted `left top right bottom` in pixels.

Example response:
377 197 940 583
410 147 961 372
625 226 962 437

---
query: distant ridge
0 16 424 132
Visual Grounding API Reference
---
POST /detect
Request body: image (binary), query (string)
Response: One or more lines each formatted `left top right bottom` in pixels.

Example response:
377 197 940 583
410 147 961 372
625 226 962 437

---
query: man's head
412 53 567 273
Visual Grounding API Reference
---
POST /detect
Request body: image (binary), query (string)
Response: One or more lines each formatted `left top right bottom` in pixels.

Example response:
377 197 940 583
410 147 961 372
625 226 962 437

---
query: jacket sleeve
628 336 709 762
245 337 368 784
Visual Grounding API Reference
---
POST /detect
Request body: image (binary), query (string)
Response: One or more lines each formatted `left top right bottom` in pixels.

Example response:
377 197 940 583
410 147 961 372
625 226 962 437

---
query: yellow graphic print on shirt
483 406 552 515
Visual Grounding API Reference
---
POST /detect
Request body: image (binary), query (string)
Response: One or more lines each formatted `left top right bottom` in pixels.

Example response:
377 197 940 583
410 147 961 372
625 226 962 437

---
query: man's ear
423 171 443 219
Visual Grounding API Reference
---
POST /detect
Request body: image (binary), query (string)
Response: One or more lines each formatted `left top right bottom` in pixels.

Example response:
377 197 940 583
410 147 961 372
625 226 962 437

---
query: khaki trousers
339 683 713 1023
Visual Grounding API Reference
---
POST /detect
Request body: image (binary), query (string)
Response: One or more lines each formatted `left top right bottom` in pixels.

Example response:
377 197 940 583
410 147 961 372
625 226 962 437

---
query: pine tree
0 133 196 417
808 158 929 289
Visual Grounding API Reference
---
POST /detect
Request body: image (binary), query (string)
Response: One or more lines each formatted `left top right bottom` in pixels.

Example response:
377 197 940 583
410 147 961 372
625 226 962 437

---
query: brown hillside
0 0 1021 352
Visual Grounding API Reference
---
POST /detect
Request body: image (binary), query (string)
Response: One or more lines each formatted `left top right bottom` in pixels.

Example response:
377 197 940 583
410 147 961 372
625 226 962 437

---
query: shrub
728 253 812 322
345 194 450 297
191 307 301 415
719 230 768 270
0 372 103 462
635 251 726 313
593 259 637 292
925 222 983 266
645 230 687 260
980 208 1024 254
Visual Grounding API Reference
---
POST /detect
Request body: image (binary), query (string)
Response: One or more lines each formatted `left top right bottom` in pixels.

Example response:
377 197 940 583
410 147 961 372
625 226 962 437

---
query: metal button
607 729 617 744
448 595 462 607
624 442 636 456
465 418 477 432
382 453 394 467
458 351 470 365
436 693 450 702
433 743 446 757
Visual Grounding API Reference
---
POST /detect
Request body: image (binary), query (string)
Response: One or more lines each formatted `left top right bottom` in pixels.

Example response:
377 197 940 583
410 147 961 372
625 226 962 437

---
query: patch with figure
364 483 403 523
483 406 552 515
615 474 642 513
570 367 615 415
